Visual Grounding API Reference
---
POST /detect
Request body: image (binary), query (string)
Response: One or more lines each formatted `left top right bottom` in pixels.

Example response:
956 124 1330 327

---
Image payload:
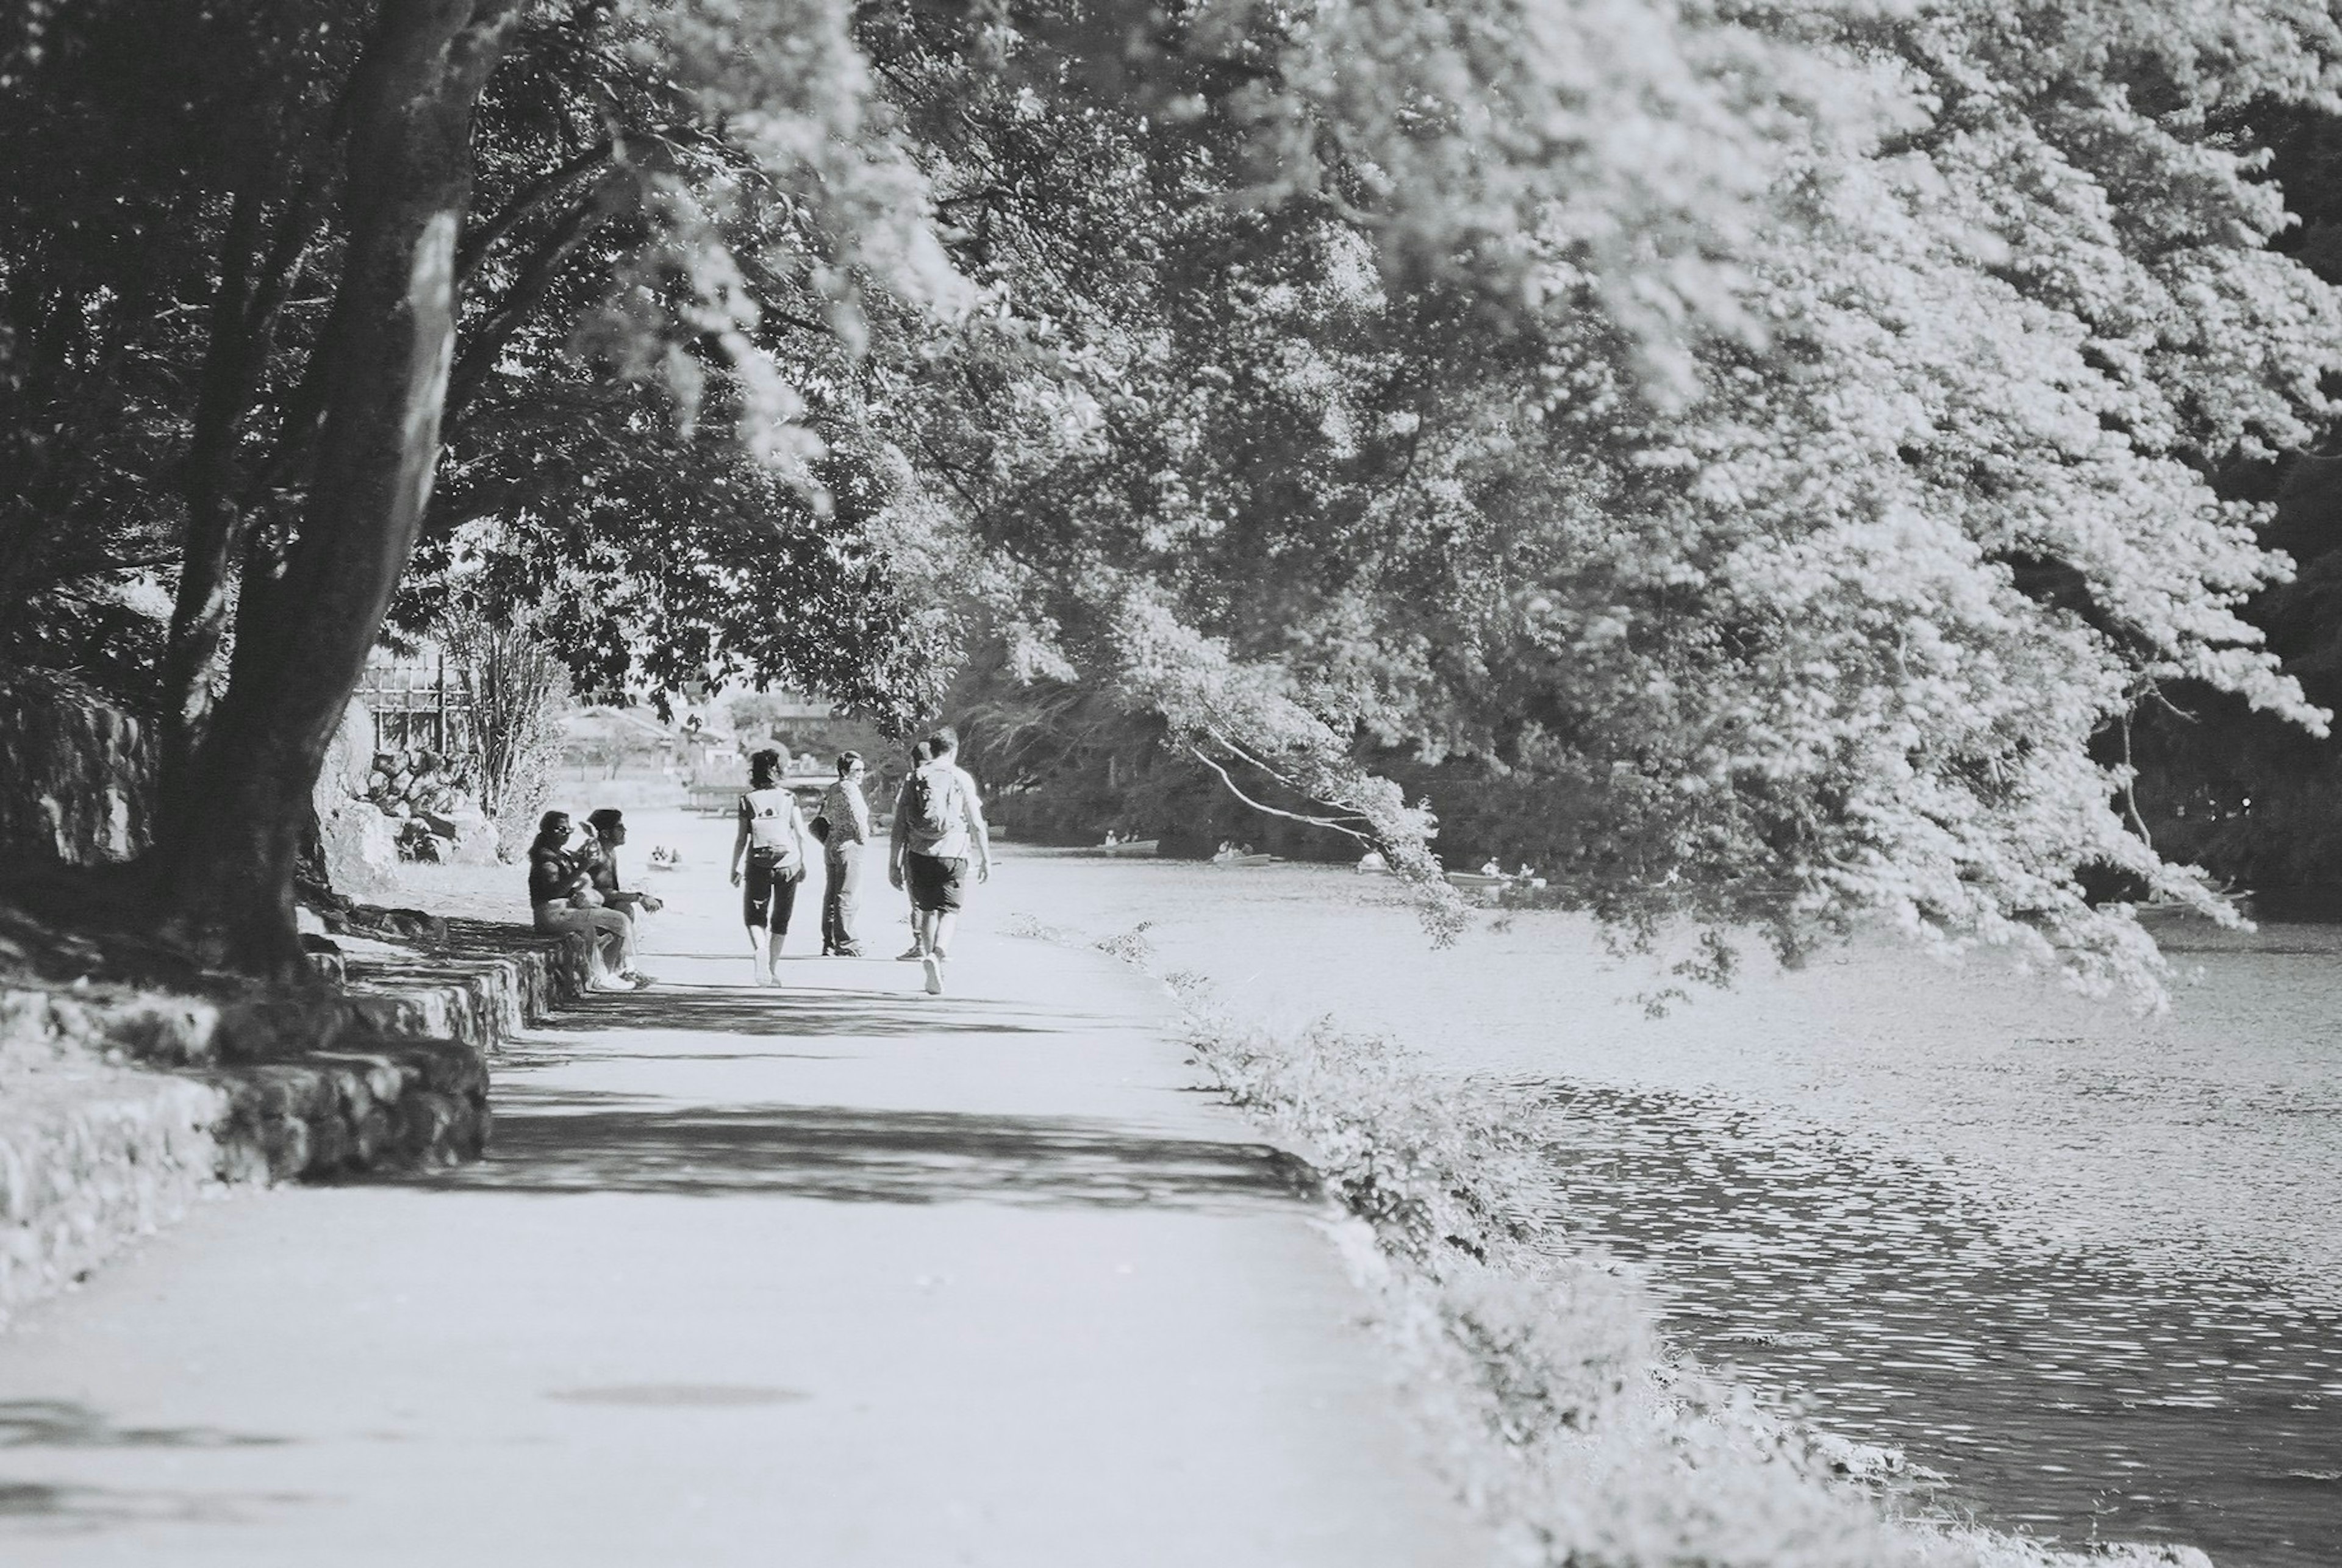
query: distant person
816 751 872 956
892 737 936 964
584 809 663 924
528 811 649 990
888 726 991 996
729 746 814 986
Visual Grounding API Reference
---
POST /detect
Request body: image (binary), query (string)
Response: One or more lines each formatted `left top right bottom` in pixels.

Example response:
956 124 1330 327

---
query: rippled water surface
997 848 2342 1566
1541 1086 2342 1564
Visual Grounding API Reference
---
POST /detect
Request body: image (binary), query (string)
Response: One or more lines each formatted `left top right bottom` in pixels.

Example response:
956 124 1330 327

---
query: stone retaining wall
0 673 151 866
0 918 587 1324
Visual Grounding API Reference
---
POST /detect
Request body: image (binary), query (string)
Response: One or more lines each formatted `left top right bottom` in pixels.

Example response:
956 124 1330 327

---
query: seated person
583 809 663 923
527 811 650 990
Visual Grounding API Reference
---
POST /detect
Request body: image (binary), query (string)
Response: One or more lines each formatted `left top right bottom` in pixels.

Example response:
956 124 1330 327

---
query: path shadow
0 1400 284 1450
0 1475 314 1527
537 984 1117 1039
414 1100 1317 1211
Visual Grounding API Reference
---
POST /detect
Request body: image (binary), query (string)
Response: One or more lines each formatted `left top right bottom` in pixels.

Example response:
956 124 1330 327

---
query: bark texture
159 0 519 975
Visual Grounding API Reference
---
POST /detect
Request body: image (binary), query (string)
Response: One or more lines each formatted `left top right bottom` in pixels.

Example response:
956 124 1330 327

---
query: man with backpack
888 726 991 995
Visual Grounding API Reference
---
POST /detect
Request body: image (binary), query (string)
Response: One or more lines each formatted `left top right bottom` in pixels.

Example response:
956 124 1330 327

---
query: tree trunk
157 0 518 975
157 182 265 801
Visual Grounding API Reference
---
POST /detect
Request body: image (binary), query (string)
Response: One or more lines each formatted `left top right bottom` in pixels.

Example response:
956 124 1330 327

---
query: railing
357 653 473 757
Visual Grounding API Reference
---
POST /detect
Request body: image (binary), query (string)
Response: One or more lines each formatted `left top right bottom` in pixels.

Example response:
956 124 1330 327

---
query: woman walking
729 746 815 986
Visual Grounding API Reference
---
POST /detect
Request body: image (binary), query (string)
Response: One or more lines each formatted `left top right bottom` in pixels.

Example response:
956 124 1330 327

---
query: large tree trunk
157 182 266 801
157 0 518 976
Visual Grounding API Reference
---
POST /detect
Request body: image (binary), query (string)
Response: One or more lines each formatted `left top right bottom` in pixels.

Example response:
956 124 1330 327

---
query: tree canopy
5 0 2342 997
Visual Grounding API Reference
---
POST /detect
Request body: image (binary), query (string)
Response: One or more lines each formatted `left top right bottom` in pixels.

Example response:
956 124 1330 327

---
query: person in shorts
729 747 815 986
887 726 990 995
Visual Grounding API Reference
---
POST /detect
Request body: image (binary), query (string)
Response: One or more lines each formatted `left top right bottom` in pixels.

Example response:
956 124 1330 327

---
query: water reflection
1534 1084 2341 1568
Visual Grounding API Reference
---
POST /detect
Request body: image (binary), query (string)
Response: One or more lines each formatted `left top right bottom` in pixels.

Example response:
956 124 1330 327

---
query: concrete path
0 881 1491 1564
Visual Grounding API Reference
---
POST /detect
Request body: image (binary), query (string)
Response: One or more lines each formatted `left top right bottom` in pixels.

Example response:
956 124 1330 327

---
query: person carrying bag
729 746 814 987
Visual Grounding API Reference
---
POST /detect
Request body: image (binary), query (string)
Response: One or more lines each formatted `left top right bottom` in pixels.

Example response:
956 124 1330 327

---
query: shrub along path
0 877 1488 1566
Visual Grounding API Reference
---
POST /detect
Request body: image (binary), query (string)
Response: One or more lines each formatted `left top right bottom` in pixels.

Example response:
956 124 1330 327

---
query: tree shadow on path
436 956 1306 1211
537 983 1108 1039
418 1100 1318 1212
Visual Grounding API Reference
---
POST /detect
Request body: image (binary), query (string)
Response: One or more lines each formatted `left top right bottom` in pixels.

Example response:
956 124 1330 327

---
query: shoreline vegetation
1065 918 2215 1568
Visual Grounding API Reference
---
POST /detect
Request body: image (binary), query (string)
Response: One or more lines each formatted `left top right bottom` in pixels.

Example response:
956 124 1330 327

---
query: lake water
992 848 2342 1568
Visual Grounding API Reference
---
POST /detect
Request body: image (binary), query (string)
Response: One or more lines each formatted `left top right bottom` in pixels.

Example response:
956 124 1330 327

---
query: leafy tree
6 0 2342 1008
884 0 2342 994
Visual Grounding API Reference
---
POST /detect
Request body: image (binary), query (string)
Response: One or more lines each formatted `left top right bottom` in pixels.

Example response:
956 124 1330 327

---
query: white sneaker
921 952 944 995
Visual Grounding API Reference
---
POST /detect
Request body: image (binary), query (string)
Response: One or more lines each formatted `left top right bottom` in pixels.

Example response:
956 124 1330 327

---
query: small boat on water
1094 837 1161 857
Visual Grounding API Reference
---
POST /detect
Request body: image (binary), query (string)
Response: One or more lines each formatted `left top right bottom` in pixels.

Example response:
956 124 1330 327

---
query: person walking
816 751 872 956
729 746 814 986
528 811 649 990
888 726 990 996
892 737 935 963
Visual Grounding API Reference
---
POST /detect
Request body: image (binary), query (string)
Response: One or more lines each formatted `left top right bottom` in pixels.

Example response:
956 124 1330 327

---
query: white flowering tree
876 0 2342 1000
5 0 2340 998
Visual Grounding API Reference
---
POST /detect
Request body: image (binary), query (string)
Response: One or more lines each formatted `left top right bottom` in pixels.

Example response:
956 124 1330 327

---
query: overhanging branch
1184 743 1373 843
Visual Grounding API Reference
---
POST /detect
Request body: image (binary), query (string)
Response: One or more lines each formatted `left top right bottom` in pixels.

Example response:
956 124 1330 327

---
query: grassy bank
1077 921 2208 1568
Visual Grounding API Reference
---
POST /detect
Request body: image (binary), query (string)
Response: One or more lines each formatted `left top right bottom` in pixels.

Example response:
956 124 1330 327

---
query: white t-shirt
740 787 809 864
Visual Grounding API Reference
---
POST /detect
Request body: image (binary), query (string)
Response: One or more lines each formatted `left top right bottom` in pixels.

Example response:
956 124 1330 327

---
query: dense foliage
7 0 2342 992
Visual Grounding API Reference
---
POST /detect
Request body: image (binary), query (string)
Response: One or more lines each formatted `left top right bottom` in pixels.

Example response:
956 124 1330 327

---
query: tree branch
1185 743 1373 843
443 176 620 426
457 137 615 288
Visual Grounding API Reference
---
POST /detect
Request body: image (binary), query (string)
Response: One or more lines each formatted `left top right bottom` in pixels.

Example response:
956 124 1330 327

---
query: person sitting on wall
583 809 664 924
528 811 651 990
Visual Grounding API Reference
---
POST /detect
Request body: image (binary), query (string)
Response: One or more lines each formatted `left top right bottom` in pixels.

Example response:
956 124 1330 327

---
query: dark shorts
904 851 968 913
743 849 802 929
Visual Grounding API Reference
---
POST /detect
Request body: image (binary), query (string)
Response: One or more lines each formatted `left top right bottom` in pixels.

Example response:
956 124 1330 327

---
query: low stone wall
0 672 151 866
0 919 587 1324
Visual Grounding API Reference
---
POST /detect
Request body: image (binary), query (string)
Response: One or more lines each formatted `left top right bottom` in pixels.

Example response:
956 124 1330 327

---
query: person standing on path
729 747 815 986
817 751 872 956
888 726 990 996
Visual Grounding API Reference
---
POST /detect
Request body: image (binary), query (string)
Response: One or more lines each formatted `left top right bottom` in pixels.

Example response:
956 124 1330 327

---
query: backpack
901 764 961 851
742 789 803 872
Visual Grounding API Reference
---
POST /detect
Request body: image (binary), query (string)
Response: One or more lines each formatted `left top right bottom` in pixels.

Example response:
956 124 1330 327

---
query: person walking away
528 811 648 990
816 752 872 955
888 726 990 995
893 738 935 962
583 809 664 927
730 747 813 986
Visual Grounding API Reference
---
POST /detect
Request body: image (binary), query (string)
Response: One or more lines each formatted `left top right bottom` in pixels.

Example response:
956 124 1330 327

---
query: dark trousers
822 842 864 953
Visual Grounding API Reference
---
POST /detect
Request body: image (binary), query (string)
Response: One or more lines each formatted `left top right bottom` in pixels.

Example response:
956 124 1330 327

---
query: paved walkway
0 888 1490 1564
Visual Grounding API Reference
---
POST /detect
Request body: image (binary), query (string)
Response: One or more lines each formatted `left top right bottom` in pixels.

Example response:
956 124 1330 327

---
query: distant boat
1094 837 1161 857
